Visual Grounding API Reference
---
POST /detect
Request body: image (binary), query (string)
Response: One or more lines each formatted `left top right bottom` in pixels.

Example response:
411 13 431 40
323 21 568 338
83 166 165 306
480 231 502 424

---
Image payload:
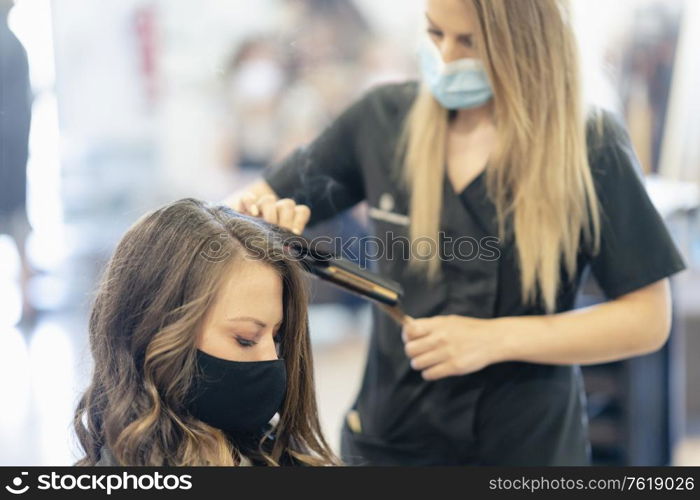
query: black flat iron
274 228 408 325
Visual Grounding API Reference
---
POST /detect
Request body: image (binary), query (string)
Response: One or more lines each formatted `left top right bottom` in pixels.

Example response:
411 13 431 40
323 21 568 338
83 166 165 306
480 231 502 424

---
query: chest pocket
365 191 411 279
368 206 409 228
368 192 409 226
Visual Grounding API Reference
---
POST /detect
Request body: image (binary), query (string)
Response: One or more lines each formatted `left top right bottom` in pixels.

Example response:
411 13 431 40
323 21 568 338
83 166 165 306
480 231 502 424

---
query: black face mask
186 349 287 439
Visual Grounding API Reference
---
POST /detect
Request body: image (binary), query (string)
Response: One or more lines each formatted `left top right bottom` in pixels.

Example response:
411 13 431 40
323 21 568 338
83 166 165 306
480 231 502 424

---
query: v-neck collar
442 168 499 238
446 167 487 198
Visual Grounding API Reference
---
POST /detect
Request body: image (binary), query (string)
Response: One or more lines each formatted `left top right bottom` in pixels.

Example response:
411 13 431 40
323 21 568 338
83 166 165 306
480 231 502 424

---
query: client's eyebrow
425 13 473 40
226 316 283 329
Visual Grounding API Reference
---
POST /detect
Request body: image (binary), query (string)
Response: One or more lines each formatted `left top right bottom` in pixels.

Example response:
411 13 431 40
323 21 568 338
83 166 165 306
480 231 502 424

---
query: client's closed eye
235 336 257 348
230 326 282 349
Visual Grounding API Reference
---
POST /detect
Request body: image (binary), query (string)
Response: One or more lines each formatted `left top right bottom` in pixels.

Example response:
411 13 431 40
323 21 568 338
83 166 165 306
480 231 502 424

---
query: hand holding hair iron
272 226 410 325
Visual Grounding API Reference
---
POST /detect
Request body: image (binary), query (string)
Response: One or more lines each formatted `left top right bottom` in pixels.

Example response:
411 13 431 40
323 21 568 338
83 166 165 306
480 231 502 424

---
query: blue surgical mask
419 40 493 110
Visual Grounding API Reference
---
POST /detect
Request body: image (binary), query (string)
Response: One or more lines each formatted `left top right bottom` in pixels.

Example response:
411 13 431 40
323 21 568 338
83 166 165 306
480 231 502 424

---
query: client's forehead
213 258 283 323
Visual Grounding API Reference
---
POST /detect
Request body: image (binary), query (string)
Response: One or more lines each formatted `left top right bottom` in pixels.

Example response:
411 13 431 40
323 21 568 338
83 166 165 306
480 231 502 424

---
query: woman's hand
402 315 507 381
225 181 312 235
402 279 673 380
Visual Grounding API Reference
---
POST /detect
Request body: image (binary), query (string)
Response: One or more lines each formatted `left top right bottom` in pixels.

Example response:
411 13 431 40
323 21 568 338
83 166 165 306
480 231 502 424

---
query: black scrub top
262 81 687 465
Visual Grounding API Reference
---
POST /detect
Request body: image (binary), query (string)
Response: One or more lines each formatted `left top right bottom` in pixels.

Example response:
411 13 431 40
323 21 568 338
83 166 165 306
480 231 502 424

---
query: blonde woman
74 199 337 466
228 0 685 465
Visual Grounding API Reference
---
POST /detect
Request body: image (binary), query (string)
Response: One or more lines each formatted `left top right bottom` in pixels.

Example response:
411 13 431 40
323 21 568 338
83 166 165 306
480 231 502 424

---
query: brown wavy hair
73 198 337 466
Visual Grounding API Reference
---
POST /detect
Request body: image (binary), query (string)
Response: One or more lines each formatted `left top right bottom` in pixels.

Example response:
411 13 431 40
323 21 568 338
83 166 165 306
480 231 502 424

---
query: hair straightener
274 228 408 325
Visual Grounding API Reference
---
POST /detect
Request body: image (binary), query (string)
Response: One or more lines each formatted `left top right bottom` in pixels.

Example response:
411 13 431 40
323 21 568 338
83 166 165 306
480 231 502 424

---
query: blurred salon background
0 0 698 465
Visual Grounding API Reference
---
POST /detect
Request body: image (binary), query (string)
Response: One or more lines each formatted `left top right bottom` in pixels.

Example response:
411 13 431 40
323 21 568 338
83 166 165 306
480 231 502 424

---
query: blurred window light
0 236 23 327
0 327 31 435
9 0 64 240
29 321 76 465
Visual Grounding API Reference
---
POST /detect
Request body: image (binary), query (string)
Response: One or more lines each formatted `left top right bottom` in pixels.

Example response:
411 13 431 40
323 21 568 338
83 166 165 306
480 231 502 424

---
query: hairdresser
226 0 685 465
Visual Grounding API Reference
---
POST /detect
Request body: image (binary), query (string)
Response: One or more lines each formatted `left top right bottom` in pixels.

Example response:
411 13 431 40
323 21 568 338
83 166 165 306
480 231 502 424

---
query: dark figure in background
617 1 682 174
0 0 34 322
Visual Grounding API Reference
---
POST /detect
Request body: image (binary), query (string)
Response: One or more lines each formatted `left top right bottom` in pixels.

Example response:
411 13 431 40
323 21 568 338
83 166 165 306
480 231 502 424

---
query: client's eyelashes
233 332 282 348
235 336 257 348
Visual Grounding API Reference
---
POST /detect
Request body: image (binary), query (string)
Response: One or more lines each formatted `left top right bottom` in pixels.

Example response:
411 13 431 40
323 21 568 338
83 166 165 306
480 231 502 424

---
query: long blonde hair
74 198 338 466
402 0 601 313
